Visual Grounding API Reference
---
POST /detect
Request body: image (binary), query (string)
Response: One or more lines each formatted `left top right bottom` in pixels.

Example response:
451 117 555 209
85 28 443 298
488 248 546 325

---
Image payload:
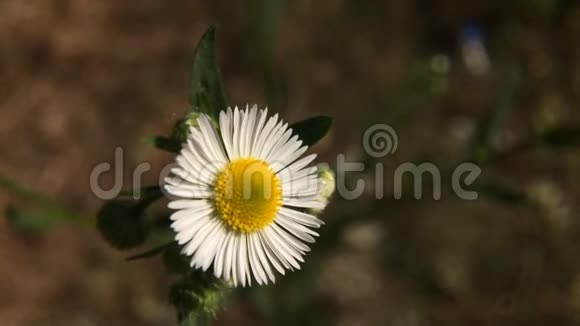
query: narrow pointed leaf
189 26 228 119
290 116 333 146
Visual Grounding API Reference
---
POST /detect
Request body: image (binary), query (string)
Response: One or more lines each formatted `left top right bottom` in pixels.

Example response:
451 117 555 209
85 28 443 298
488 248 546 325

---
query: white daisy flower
164 105 327 287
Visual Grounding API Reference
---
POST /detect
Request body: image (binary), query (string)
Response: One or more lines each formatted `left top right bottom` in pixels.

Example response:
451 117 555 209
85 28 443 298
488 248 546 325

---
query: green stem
0 172 90 226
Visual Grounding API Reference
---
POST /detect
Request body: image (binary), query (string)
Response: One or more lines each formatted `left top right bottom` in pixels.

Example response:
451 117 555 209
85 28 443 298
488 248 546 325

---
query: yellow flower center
213 158 282 233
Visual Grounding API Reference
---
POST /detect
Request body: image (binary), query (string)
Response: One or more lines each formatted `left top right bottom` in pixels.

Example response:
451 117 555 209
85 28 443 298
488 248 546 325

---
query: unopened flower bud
318 165 336 199
309 164 335 214
171 112 202 142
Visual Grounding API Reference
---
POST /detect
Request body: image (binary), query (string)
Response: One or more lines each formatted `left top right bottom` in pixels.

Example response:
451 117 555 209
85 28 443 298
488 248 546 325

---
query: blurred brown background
2 0 580 325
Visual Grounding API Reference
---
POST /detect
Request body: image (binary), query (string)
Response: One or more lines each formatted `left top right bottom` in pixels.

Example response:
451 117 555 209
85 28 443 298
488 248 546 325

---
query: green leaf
189 26 228 119
0 173 88 228
126 241 174 261
97 200 148 250
290 116 333 146
5 206 56 233
152 136 181 153
163 242 191 274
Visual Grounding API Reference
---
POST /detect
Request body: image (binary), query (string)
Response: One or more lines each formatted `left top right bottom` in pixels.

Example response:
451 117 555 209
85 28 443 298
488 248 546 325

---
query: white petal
174 213 212 245
264 227 302 269
253 234 275 283
176 153 212 186
250 107 268 157
170 207 213 232
180 137 210 172
185 137 210 166
281 176 320 198
172 159 212 186
265 225 304 265
219 109 234 160
231 107 241 159
281 173 318 188
274 145 309 173
164 183 212 199
165 175 211 194
278 153 317 177
223 233 236 282
267 136 302 168
270 223 310 253
282 198 326 209
253 114 280 159
189 219 222 267
262 227 300 270
282 182 320 198
186 218 220 258
169 205 212 221
188 134 225 176
263 127 292 161
178 138 222 188
197 114 228 164
198 227 225 271
259 122 288 159
182 217 217 255
239 105 255 157
214 231 232 278
258 231 285 275
167 199 210 210
278 207 324 228
245 106 258 157
238 233 248 287
275 216 318 243
231 235 239 286
248 234 266 285
280 165 317 187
